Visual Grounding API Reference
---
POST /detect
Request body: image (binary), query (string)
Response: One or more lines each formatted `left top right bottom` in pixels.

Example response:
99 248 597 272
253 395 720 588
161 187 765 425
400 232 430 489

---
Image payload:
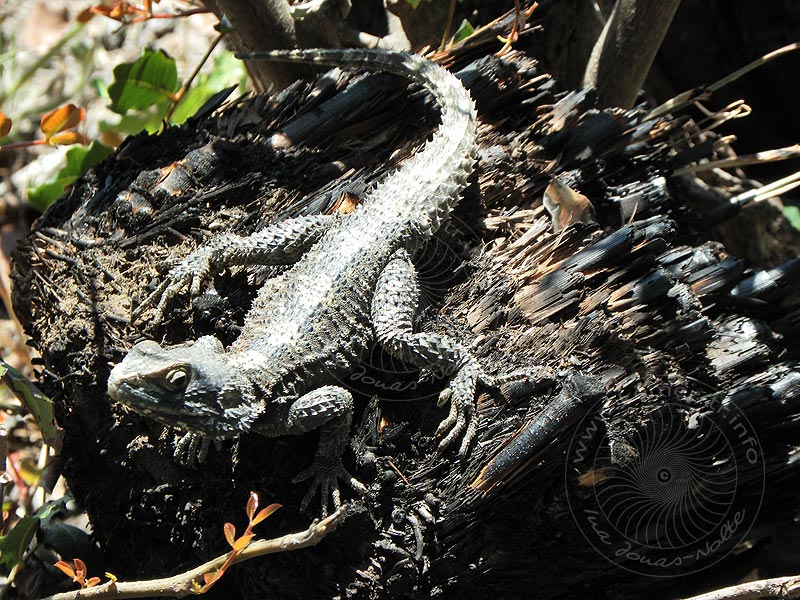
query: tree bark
583 0 682 108
203 0 351 90
205 0 300 90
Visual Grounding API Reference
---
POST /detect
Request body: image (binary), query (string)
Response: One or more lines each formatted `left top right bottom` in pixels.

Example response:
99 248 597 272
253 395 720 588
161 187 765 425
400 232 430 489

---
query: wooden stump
12 14 800 600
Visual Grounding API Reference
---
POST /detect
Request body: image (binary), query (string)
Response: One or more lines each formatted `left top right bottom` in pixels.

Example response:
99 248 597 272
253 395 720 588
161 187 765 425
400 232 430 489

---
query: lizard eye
164 368 189 391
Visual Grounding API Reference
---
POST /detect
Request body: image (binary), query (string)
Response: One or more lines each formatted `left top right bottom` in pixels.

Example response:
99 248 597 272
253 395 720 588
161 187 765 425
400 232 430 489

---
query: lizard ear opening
193 336 225 354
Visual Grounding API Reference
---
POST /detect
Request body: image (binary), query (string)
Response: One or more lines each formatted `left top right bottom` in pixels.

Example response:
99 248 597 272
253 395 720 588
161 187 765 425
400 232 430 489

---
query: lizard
106 48 490 514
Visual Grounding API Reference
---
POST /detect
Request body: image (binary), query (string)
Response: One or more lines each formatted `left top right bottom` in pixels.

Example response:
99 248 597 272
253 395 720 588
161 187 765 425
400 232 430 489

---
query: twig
679 574 800 600
495 1 538 56
439 0 457 51
36 508 347 600
732 170 800 205
164 32 225 124
675 144 800 175
648 42 800 120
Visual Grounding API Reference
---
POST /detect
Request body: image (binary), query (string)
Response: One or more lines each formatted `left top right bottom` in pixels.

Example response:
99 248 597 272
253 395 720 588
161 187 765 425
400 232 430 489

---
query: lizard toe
295 462 364 516
434 359 480 455
173 432 211 466
132 278 171 322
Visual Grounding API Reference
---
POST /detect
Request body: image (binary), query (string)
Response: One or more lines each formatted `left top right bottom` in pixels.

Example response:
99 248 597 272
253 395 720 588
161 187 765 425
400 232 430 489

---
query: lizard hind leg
284 385 367 516
371 249 489 457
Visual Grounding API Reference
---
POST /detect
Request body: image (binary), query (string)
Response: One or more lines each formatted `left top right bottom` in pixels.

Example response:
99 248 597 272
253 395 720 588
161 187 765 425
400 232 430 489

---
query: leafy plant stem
17 35 99 122
139 7 211 21
19 36 101 122
36 508 345 600
0 140 46 153
164 32 225 124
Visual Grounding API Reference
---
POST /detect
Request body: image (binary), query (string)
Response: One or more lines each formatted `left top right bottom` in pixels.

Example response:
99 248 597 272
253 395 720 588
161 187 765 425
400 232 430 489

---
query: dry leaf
542 178 596 233
0 111 12 137
47 131 90 147
40 104 85 141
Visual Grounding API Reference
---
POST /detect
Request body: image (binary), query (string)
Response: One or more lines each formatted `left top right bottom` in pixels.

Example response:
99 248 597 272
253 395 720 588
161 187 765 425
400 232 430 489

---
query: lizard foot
434 357 488 457
294 460 367 516
173 431 211 466
132 248 215 324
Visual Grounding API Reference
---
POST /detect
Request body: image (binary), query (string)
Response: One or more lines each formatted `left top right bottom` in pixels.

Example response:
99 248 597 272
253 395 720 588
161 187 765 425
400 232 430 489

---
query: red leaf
251 503 281 526
47 131 89 146
85 577 101 588
73 558 87 579
54 561 75 579
76 7 96 22
223 522 236 548
246 491 258 522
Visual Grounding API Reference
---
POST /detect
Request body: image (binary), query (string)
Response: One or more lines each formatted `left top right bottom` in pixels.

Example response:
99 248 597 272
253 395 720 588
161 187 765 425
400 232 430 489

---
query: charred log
11 8 800 600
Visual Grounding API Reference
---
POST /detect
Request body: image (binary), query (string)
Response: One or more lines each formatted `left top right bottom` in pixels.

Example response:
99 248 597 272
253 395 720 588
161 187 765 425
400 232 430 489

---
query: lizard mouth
108 378 197 418
106 377 119 399
108 374 227 433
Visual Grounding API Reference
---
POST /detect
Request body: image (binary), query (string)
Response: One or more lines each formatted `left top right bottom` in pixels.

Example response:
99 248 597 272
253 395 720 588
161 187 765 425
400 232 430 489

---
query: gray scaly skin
107 48 488 514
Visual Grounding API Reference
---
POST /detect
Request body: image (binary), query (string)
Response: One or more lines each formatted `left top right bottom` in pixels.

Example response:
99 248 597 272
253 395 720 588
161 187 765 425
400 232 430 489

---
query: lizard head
107 336 263 437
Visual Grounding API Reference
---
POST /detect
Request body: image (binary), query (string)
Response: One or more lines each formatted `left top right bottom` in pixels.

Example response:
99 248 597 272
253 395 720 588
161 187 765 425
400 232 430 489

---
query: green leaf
101 100 169 137
206 51 248 91
0 516 39 570
34 498 70 525
26 180 69 211
169 51 246 125
0 500 72 571
0 360 62 446
453 19 475 43
108 49 179 115
404 0 423 7
27 141 113 211
783 204 800 230
91 76 110 101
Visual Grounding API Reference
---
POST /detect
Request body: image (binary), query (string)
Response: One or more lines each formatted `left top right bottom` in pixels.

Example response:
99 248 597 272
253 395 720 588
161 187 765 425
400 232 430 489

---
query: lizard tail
238 48 478 238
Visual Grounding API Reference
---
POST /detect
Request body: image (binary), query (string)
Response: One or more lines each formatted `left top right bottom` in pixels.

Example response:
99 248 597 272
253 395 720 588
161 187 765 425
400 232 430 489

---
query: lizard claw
294 460 366 517
131 277 171 323
434 358 485 457
173 431 211 466
132 249 214 325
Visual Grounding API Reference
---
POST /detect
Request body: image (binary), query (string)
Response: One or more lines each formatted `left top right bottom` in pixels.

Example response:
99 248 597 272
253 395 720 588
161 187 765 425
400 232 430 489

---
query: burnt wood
11 11 800 600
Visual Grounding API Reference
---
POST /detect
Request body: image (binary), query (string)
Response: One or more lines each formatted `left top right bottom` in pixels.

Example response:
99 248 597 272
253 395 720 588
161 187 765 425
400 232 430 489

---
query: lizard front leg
282 386 366 515
371 249 489 456
136 214 340 323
